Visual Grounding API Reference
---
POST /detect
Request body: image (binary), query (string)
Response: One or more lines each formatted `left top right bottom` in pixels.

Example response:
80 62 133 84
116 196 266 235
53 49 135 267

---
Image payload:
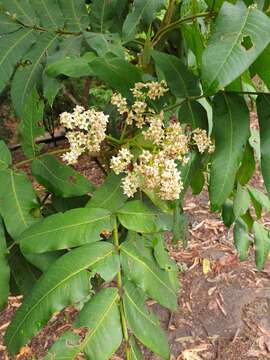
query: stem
14 148 69 168
120 122 128 142
152 11 211 46
113 219 131 360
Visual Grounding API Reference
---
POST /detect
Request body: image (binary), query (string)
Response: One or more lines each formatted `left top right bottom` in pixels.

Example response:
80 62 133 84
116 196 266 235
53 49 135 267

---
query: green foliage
1 0 270 358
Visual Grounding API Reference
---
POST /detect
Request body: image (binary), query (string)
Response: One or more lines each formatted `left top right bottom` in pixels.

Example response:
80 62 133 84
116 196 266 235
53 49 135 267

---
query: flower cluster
61 81 214 202
192 128 215 154
60 106 108 164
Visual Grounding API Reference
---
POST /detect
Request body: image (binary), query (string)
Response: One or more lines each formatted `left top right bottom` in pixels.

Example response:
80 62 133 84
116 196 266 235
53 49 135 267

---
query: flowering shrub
0 1 270 359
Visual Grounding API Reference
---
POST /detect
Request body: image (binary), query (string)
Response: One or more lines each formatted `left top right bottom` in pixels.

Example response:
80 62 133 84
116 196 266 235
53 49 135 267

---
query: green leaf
58 0 89 31
117 200 161 233
120 238 178 310
45 288 122 360
253 222 270 270
130 336 143 360
31 155 95 198
89 0 120 32
191 170 205 195
179 100 208 130
172 204 188 246
0 218 10 309
151 50 201 98
236 141 255 186
234 218 250 261
20 89 45 159
257 94 270 196
2 0 38 26
75 288 122 359
202 2 270 92
179 151 202 197
20 207 114 253
8 246 39 295
181 22 204 69
0 169 39 239
87 172 127 212
123 280 170 359
247 185 270 212
233 183 250 218
123 0 166 40
5 242 119 355
0 140 12 169
222 200 235 228
11 32 59 116
0 14 21 34
31 0 64 30
84 32 124 57
251 44 270 89
88 53 142 98
46 52 95 78
0 28 35 93
209 94 250 211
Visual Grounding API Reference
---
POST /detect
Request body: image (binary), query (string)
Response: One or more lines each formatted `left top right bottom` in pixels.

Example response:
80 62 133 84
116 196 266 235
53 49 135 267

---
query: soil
1 112 270 360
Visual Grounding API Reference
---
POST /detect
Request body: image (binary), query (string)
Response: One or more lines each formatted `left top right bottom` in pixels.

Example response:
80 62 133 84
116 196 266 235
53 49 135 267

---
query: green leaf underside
233 183 250 218
20 207 114 253
31 155 95 198
8 246 40 295
11 32 59 116
123 280 170 359
0 169 39 239
86 172 127 212
257 95 270 197
89 0 119 33
0 14 21 34
152 50 201 98
120 239 178 310
0 28 35 93
5 242 119 354
130 336 143 360
2 0 38 26
58 0 89 31
0 218 10 309
46 288 122 360
202 2 270 92
20 89 45 159
209 93 250 210
0 141 12 169
117 200 160 233
253 222 270 270
31 0 64 29
88 54 142 98
179 100 208 130
123 0 166 40
234 218 250 261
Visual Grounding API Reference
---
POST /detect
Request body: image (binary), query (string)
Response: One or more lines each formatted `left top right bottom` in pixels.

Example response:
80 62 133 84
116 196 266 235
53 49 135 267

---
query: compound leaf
5 242 118 355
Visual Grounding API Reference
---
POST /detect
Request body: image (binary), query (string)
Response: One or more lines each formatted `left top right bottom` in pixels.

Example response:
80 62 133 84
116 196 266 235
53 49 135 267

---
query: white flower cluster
192 128 215 154
111 149 183 200
60 82 214 202
60 106 108 164
110 81 214 201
